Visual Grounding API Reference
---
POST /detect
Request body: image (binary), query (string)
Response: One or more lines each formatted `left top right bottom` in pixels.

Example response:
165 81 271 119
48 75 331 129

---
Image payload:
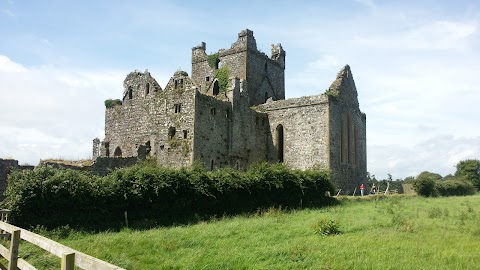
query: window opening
105 142 110 157
146 141 151 155
276 124 284 163
174 103 182 113
183 130 188 139
205 76 210 82
168 127 176 139
146 83 150 95
114 146 122 158
128 87 133 99
210 159 214 171
213 81 219 95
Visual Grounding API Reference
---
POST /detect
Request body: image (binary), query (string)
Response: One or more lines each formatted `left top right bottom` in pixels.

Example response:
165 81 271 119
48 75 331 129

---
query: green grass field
9 194 480 269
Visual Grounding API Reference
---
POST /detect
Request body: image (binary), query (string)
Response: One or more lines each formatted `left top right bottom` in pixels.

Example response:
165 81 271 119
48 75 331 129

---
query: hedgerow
2 162 334 229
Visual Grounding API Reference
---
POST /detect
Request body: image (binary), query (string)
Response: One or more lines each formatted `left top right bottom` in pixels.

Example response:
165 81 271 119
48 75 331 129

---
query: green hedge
436 179 476 196
2 162 334 229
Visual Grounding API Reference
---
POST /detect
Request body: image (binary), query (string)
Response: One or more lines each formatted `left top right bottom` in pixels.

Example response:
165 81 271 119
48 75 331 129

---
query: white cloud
355 20 478 50
0 55 126 165
369 135 480 179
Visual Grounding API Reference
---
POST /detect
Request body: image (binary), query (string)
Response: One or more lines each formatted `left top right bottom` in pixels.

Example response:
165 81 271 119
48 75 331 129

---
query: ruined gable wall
257 95 330 170
327 66 367 192
103 71 196 168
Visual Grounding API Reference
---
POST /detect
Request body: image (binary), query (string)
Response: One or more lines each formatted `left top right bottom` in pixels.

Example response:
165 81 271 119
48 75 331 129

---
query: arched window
276 124 284 163
128 87 133 100
213 81 219 95
114 146 122 157
146 83 150 95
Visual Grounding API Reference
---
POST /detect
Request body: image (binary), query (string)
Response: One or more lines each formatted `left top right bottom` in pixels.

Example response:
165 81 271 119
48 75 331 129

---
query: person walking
360 184 365 196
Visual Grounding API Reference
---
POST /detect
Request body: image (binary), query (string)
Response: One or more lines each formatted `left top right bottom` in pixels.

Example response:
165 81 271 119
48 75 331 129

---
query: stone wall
258 95 330 169
102 70 196 168
0 159 33 200
327 65 367 193
191 29 285 106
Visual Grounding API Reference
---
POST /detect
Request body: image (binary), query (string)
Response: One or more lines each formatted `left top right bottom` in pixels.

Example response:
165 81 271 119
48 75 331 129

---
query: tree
417 171 442 181
455 159 480 190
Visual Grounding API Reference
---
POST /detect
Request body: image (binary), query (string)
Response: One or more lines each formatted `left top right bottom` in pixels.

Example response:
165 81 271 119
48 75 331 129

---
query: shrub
207 53 219 68
104 99 122 108
312 217 340 236
436 179 476 196
2 163 335 229
214 66 229 93
413 177 438 197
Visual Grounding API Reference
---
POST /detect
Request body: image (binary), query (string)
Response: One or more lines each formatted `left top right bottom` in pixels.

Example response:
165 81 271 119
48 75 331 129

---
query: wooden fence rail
0 210 125 270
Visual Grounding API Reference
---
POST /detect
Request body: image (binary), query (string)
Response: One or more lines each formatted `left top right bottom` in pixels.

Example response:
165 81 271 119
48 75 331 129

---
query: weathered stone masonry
95 29 367 192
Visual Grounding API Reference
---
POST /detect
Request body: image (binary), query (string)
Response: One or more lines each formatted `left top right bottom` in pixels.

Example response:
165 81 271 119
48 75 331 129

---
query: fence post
61 252 75 270
8 229 20 270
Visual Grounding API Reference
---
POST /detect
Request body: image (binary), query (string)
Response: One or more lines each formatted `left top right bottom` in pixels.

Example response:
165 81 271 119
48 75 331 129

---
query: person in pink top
360 184 365 196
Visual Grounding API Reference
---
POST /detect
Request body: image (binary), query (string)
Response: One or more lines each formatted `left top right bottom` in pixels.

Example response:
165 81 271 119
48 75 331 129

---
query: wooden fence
0 210 125 270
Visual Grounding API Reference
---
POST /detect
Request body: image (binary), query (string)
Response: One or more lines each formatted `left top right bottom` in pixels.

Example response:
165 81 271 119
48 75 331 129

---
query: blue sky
1 0 479 179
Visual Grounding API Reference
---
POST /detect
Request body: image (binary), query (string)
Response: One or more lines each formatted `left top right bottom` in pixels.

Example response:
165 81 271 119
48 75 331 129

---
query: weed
312 217 341 236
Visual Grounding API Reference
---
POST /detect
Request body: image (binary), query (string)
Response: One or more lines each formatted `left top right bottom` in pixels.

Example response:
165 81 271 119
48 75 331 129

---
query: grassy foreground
10 194 480 269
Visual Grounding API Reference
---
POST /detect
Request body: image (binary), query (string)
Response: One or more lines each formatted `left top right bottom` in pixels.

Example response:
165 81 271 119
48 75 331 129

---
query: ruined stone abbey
93 29 367 190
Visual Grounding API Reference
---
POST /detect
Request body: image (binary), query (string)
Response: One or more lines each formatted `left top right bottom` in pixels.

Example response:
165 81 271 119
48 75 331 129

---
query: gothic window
146 83 150 95
213 81 219 95
174 103 182 113
114 147 122 158
276 124 284 163
168 127 176 139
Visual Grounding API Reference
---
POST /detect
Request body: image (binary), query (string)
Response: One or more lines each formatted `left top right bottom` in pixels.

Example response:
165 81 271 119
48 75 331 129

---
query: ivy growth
104 99 122 108
325 89 339 100
207 53 219 68
215 66 229 93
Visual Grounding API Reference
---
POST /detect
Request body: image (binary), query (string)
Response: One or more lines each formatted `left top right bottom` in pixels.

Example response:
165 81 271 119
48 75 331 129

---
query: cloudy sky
1 0 479 179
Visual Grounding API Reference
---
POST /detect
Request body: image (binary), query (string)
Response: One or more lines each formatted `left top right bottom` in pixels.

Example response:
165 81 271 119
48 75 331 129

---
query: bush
312 217 340 236
2 163 335 229
413 177 438 197
104 99 122 108
436 179 476 196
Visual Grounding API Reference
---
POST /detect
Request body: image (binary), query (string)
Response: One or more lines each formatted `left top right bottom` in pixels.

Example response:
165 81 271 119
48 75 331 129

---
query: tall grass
8 194 480 269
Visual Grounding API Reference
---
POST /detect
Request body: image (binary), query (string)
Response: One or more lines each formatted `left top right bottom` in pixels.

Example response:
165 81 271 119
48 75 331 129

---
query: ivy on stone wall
324 89 339 100
207 53 219 68
215 66 229 93
104 99 123 108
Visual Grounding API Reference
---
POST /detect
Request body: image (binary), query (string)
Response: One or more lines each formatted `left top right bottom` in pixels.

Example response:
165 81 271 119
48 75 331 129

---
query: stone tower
191 29 286 106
